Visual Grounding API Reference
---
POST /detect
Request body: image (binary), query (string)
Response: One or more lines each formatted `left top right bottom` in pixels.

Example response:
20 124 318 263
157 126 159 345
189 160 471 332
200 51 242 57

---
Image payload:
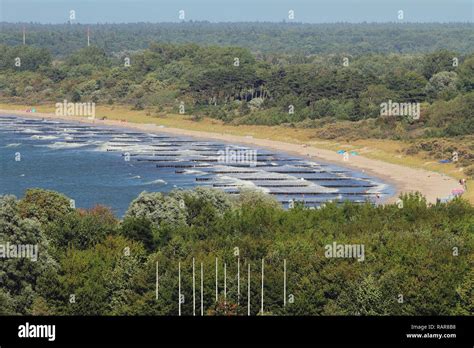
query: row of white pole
156 257 288 316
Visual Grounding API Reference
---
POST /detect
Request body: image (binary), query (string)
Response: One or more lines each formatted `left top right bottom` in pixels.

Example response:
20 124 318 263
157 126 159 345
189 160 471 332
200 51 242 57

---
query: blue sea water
0 115 394 216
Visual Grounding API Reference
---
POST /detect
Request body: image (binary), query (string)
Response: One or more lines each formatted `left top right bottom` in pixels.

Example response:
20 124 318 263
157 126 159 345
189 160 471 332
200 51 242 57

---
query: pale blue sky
0 0 472 23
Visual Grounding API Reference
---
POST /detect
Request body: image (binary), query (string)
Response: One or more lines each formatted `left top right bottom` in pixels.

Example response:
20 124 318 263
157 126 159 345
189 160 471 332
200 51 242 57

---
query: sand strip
0 109 461 203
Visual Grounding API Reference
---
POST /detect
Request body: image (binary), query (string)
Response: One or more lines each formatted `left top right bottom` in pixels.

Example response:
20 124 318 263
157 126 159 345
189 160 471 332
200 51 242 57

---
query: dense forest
1 27 473 175
1 23 472 136
1 22 473 57
1 42 472 132
1 188 472 315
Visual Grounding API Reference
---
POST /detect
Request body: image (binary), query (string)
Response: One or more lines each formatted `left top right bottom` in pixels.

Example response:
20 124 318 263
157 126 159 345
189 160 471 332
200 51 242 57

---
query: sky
0 0 472 23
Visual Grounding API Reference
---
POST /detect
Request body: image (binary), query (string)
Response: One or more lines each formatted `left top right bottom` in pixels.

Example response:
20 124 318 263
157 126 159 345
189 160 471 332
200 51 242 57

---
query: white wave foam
146 179 167 185
367 182 388 194
31 135 59 140
41 142 89 149
218 175 270 193
22 128 42 134
61 128 78 133
183 169 206 175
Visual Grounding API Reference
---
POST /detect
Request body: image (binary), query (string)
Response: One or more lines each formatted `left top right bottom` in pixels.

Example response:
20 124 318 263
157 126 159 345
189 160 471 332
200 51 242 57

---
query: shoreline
0 109 461 204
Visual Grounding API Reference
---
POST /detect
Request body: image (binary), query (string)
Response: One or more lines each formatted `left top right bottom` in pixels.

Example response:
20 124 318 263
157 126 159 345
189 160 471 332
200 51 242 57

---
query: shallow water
0 115 394 216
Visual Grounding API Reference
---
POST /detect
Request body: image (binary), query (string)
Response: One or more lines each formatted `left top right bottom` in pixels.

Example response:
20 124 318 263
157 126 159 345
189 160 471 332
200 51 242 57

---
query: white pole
215 257 218 302
155 261 159 300
247 263 251 316
237 257 240 306
193 258 196 316
178 261 181 316
23 27 26 45
200 262 204 316
224 263 227 308
261 258 264 315
284 259 287 307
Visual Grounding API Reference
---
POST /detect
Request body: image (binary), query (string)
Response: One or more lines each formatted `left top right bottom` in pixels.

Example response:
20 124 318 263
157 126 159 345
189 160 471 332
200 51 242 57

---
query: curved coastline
0 109 460 204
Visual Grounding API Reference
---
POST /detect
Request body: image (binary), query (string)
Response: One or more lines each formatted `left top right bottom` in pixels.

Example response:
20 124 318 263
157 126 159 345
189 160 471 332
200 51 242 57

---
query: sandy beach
0 109 461 204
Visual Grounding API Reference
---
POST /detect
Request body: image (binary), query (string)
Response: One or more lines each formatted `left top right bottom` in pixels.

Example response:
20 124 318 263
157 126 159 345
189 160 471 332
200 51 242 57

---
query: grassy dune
1 102 472 203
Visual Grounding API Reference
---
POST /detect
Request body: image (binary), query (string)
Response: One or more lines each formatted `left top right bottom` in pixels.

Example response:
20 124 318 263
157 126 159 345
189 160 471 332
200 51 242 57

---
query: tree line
0 188 472 316
1 22 473 57
0 42 472 136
